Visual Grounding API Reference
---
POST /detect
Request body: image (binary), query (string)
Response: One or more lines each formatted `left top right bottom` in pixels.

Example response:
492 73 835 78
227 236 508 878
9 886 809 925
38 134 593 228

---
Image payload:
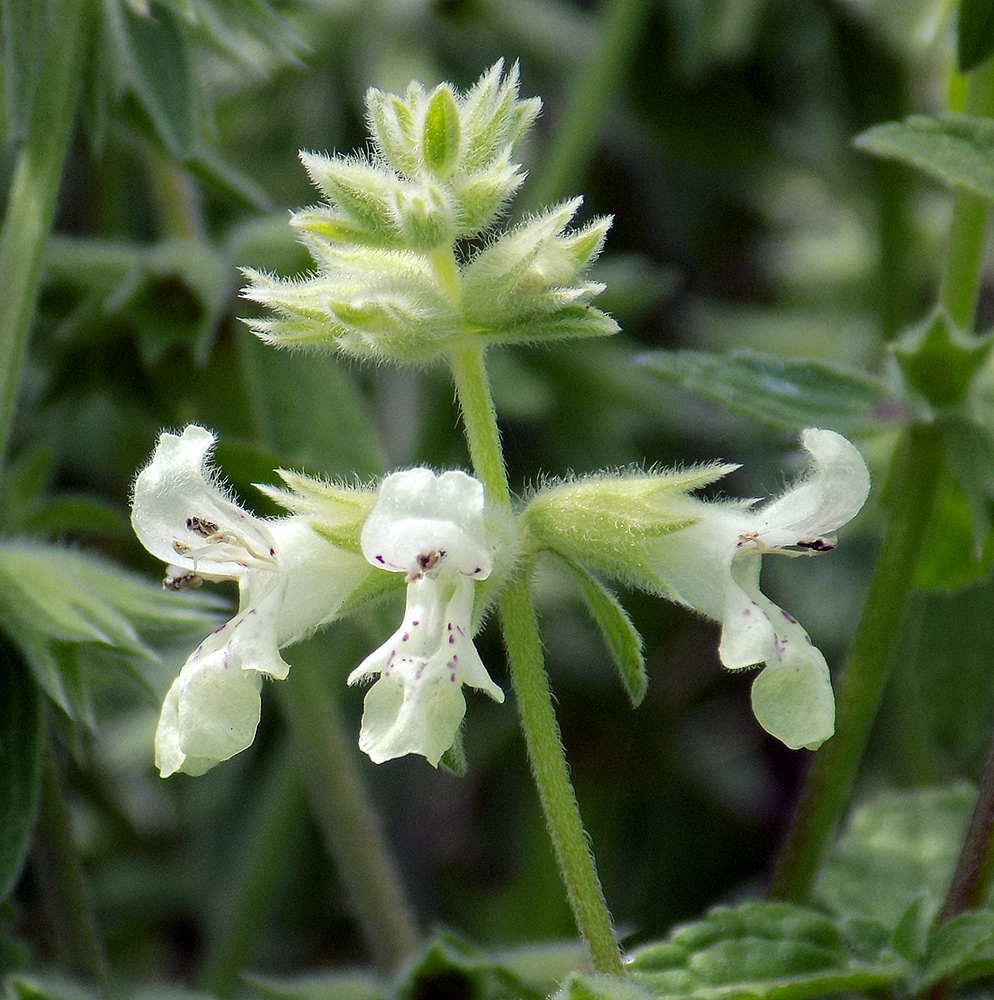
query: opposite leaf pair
132 424 869 776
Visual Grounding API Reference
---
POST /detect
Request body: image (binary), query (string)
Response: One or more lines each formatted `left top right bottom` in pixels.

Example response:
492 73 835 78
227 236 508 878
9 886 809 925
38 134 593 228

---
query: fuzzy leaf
638 350 908 436
422 85 461 177
553 553 647 706
815 786 975 926
855 114 994 203
920 910 994 989
627 902 908 999
117 1 197 157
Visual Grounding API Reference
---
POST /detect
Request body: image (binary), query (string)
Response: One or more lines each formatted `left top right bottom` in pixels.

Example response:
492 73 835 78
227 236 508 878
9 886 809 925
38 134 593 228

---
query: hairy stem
0 0 89 479
449 340 623 974
278 643 420 972
768 424 944 902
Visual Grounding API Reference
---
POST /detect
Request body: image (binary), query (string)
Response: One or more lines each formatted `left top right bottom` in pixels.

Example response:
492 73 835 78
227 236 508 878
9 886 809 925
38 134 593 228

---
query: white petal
358 671 468 765
266 518 370 645
132 425 278 579
750 647 835 750
361 468 492 578
755 429 870 548
154 651 263 776
349 576 502 763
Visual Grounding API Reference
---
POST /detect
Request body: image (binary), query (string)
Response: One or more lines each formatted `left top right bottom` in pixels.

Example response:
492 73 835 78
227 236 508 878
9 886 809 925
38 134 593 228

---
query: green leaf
890 310 994 410
940 416 994 555
422 85 461 177
815 786 975 926
552 553 647 706
0 0 45 141
913 466 994 590
920 909 994 989
626 902 908 999
0 540 222 720
554 973 656 999
116 1 197 157
637 350 908 436
0 649 42 901
958 0 994 72
900 579 994 768
855 114 994 204
393 931 545 1000
243 970 386 1000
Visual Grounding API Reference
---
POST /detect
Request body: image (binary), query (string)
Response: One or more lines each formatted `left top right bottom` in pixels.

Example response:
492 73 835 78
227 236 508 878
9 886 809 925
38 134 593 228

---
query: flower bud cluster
241 61 618 363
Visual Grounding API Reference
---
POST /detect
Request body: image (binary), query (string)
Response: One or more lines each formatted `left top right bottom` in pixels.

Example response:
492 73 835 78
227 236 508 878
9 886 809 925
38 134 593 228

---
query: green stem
448 340 623 975
200 749 307 999
768 423 944 902
277 642 420 973
939 57 994 330
520 0 653 211
31 735 112 997
0 0 89 479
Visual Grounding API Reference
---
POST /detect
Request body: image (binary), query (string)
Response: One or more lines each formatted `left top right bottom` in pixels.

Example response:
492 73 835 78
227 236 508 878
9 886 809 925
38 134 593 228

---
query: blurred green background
5 0 989 991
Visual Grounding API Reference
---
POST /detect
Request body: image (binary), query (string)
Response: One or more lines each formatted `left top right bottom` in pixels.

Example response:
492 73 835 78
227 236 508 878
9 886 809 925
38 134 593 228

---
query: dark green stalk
768 424 944 902
277 643 420 973
31 735 112 997
939 728 994 923
520 0 653 212
0 0 89 479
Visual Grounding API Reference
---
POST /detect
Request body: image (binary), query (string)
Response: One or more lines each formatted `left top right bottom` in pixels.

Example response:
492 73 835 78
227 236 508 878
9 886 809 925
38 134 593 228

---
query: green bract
240 61 617 363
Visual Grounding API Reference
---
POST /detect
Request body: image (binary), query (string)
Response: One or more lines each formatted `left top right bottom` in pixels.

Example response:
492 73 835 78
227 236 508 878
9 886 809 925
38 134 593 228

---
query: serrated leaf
552 553 647 706
920 909 994 989
627 902 908 1000
117 1 198 157
958 0 994 71
855 114 994 204
637 350 908 436
0 541 222 720
815 786 975 926
0 651 42 901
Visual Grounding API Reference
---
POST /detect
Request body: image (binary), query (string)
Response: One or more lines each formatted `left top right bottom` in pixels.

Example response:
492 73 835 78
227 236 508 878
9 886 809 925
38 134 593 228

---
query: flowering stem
448 340 624 975
769 422 944 902
0 0 88 480
277 640 420 973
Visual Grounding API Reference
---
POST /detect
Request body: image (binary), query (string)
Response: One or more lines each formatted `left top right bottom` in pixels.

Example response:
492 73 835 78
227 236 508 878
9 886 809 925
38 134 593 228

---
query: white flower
348 468 504 765
648 428 870 751
132 425 368 776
